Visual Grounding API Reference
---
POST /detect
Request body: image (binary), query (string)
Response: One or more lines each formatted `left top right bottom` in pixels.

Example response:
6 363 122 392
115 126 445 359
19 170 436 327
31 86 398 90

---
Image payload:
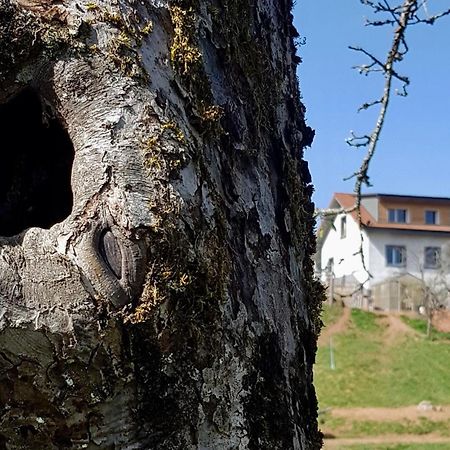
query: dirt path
320 308 418 346
319 307 351 345
434 310 450 332
329 405 450 422
324 434 450 449
381 314 416 345
322 406 450 448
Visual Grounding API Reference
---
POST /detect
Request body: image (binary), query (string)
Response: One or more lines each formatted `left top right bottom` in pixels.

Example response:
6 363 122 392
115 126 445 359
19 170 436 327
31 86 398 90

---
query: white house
317 193 450 310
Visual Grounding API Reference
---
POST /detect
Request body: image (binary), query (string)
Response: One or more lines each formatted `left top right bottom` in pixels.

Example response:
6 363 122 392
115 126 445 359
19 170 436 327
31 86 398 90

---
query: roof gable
318 193 450 239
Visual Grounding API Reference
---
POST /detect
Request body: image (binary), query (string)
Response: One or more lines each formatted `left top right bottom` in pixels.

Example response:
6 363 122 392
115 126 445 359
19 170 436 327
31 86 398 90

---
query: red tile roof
333 193 450 233
333 193 375 227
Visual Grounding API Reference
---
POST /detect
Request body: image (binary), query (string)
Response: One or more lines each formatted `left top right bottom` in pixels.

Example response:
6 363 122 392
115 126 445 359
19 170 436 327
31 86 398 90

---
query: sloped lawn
315 308 450 408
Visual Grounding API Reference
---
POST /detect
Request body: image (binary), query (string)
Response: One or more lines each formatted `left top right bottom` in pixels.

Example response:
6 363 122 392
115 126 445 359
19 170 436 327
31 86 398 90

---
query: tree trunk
0 0 322 448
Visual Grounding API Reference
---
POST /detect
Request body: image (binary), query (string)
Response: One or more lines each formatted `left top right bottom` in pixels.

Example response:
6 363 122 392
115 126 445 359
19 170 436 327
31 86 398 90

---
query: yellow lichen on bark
169 6 201 74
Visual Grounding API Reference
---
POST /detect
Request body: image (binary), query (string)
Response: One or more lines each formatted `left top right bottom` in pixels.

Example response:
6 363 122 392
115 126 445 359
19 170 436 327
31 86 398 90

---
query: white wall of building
367 230 450 285
320 213 450 289
320 213 370 285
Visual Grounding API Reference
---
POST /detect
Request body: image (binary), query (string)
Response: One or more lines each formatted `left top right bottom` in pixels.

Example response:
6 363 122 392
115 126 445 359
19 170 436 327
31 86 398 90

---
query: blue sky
292 1 450 209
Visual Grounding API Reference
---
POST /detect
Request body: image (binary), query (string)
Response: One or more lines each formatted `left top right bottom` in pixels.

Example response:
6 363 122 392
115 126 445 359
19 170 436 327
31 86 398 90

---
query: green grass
350 308 381 332
316 309 385 407
401 315 450 340
321 303 345 327
315 309 450 408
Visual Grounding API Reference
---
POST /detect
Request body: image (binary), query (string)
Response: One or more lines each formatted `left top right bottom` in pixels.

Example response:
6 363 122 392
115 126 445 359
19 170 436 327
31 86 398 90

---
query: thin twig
317 0 450 291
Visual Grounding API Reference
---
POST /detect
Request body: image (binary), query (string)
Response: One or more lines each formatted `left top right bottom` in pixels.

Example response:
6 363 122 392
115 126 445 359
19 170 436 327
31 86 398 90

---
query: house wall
378 199 450 226
361 197 379 221
320 213 370 285
367 229 450 285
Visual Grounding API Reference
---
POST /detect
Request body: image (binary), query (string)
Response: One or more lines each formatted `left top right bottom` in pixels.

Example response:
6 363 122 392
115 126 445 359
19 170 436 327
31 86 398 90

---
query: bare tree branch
318 205 358 218
317 0 450 295
348 0 415 201
316 0 450 224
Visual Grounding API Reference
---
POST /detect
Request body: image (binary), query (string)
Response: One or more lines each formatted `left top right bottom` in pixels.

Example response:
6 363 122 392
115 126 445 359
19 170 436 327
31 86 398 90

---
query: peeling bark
0 0 323 448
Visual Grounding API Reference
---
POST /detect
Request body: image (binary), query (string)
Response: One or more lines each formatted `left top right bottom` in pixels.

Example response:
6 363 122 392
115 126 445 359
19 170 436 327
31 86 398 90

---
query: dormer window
388 209 407 223
425 210 438 225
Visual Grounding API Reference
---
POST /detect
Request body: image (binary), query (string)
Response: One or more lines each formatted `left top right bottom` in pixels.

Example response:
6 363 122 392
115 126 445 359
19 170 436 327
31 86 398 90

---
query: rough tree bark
0 0 322 448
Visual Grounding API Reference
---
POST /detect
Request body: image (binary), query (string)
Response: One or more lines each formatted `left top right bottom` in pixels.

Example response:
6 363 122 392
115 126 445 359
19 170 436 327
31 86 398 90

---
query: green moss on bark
0 0 85 87
167 1 224 133
0 1 40 82
123 212 230 447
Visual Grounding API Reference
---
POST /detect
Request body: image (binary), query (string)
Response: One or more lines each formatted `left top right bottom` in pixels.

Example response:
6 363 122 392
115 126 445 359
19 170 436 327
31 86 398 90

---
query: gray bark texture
0 0 323 448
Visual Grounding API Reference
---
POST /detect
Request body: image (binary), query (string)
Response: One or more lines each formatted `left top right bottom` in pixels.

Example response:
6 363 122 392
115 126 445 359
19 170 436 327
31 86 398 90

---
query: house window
425 210 438 225
424 247 441 269
386 245 406 267
388 209 407 223
340 216 347 239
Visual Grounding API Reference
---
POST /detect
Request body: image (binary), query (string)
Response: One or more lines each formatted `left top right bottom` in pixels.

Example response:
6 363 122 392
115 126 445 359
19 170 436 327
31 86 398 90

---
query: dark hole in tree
18 425 37 439
0 88 74 237
53 426 72 448
0 434 6 450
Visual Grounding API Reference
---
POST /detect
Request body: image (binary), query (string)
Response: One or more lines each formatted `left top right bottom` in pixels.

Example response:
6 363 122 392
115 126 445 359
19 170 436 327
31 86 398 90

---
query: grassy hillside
316 306 450 448
401 316 450 341
315 307 450 408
